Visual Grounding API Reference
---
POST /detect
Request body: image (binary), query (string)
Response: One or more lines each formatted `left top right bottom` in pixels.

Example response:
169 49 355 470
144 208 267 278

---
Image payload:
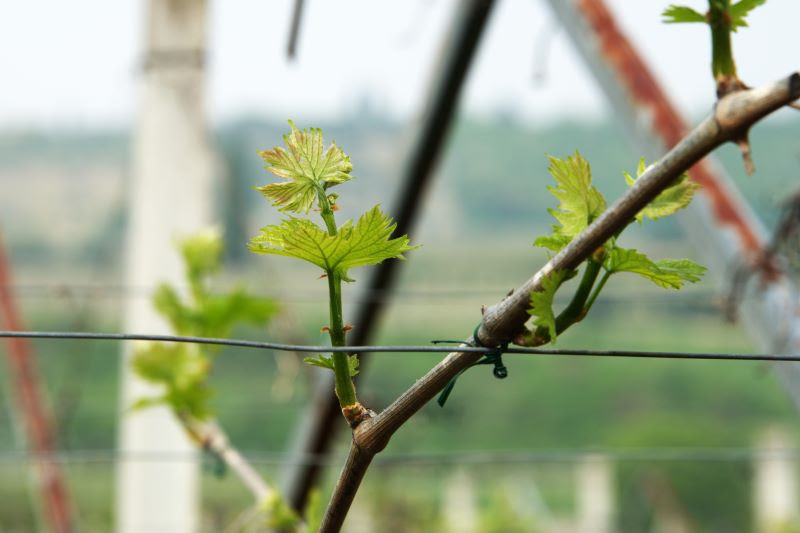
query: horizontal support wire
0 447 797 466
0 330 796 362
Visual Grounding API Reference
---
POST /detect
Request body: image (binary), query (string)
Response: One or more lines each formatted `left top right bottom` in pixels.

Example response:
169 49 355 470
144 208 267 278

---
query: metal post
116 0 214 531
754 427 799 532
576 454 614 533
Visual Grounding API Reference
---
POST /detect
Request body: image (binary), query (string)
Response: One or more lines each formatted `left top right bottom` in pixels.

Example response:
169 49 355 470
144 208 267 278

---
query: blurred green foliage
132 229 279 420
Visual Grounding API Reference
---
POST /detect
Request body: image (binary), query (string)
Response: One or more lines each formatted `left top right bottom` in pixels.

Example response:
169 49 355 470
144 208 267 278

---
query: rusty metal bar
0 233 73 533
280 0 498 513
545 0 800 402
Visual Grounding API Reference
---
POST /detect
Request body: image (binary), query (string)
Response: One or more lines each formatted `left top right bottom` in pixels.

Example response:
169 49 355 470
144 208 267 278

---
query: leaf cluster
250 122 416 282
132 229 279 420
527 152 705 345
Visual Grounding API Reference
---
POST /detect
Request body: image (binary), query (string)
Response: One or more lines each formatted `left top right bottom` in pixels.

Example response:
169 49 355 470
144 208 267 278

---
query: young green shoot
131 230 300 526
249 121 416 427
132 228 279 421
662 0 769 172
517 153 705 347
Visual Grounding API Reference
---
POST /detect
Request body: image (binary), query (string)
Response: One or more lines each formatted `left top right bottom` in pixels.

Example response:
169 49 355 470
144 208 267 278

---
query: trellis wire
0 330 795 362
0 447 795 466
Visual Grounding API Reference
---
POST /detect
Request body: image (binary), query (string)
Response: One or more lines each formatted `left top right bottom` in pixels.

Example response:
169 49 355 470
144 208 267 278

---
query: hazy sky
0 0 797 129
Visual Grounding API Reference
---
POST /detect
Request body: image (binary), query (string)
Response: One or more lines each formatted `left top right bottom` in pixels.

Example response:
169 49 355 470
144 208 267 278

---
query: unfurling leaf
304 355 335 370
662 5 706 23
625 158 698 222
303 354 359 376
347 354 359 376
181 227 223 281
257 120 353 213
533 232 572 253
529 269 569 344
534 152 606 253
250 205 416 280
604 247 706 289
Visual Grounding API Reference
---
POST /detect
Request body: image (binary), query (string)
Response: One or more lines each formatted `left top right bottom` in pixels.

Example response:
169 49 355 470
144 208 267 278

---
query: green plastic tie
436 326 508 407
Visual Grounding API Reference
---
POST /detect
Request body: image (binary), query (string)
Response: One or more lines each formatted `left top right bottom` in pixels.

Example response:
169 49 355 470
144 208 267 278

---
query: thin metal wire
0 330 794 362
0 447 794 466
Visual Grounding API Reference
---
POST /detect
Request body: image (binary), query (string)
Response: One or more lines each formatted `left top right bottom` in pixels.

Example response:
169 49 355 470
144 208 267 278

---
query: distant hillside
0 115 796 268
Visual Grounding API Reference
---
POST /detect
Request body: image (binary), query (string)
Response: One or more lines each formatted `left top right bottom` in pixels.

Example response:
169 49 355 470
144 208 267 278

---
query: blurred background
0 0 799 531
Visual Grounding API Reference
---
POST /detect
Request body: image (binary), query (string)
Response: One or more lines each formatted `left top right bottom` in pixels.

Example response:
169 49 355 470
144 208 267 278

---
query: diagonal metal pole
0 232 73 533
544 0 800 403
280 0 498 513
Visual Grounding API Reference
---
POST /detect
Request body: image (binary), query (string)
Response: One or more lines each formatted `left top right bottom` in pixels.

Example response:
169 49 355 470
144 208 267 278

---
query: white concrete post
576 454 615 533
116 0 213 531
754 427 800 532
444 469 478 533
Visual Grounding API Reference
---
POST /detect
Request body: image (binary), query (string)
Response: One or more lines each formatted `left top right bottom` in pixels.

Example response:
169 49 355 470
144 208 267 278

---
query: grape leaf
257 120 353 213
662 5 706 23
529 269 569 344
604 247 706 289
249 205 416 279
625 158 698 222
730 0 767 30
534 152 606 253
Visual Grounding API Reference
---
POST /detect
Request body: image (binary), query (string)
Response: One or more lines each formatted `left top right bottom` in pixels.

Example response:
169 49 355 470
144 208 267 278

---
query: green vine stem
326 271 356 407
318 188 364 425
584 270 611 314
708 0 744 95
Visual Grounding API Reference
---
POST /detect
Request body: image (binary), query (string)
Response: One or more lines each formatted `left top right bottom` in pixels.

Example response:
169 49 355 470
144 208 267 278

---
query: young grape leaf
662 5 706 23
257 120 353 213
249 205 416 279
533 231 572 253
181 228 223 281
625 158 698 222
304 355 334 371
153 277 278 339
730 0 767 30
604 247 706 289
529 269 569 344
132 343 213 419
534 152 606 253
303 354 359 377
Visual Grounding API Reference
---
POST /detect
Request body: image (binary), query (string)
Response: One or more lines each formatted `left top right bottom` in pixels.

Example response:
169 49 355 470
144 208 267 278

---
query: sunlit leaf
257 120 353 213
250 205 416 279
534 152 606 253
625 158 698 222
